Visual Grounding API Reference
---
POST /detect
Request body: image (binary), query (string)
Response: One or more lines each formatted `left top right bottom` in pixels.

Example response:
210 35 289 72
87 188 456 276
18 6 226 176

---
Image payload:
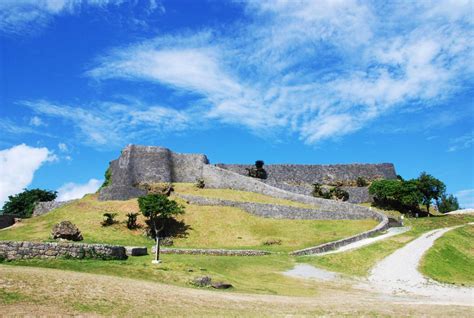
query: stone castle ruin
99 145 397 204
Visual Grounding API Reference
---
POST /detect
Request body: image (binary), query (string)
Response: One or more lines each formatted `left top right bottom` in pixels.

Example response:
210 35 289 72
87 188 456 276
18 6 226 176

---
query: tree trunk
155 236 161 262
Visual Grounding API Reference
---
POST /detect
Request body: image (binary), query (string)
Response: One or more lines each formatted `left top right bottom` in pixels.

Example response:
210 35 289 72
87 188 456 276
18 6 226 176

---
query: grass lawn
298 214 474 277
0 253 323 297
0 191 377 253
420 223 474 286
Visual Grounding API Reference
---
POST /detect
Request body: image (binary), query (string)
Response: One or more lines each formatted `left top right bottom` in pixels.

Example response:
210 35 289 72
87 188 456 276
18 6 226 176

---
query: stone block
125 246 148 256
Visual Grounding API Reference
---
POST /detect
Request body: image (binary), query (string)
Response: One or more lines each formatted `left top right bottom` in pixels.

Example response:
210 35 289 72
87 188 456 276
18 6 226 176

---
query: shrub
331 187 349 201
101 213 118 227
195 178 205 189
312 183 349 201
263 239 282 246
356 177 368 187
126 212 139 229
2 188 57 218
246 160 267 179
99 167 112 190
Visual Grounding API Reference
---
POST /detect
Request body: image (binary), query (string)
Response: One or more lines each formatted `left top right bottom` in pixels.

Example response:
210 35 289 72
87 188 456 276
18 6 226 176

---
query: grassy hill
0 185 377 253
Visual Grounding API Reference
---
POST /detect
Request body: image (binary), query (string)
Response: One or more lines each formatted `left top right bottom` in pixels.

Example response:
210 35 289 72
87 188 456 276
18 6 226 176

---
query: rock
125 246 148 256
211 282 233 289
192 276 212 287
51 221 83 241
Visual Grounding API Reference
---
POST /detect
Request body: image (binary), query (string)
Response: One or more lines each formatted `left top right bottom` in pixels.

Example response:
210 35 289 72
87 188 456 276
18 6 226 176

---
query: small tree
138 194 185 263
438 194 460 213
101 213 118 227
2 188 57 218
417 172 446 214
126 212 140 229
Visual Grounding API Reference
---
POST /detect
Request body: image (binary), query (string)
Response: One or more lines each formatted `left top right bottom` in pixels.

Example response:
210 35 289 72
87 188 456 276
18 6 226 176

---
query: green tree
2 189 57 218
417 172 446 214
369 179 422 215
138 194 185 263
438 194 460 213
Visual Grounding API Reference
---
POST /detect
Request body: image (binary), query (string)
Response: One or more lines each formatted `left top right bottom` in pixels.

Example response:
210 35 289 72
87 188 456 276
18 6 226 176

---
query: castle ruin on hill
99 145 397 204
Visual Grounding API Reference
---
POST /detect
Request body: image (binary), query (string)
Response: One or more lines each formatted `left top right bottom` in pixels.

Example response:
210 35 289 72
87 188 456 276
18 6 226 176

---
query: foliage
246 160 267 179
101 213 118 227
312 183 349 201
99 167 112 189
438 194 460 213
138 194 185 238
194 178 205 189
2 188 57 218
369 179 422 215
138 183 174 196
356 177 368 187
126 213 139 229
416 172 446 214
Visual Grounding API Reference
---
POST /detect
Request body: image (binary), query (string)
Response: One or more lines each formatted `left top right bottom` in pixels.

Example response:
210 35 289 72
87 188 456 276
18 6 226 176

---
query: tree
2 189 57 218
138 194 185 263
369 179 422 215
438 194 460 213
417 172 446 214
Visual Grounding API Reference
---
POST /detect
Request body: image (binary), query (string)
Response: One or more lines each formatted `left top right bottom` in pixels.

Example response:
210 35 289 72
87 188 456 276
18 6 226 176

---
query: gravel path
317 226 410 256
283 264 339 281
366 224 474 305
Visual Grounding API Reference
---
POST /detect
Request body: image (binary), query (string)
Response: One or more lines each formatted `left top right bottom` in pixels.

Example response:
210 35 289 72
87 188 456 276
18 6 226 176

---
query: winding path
366 224 474 305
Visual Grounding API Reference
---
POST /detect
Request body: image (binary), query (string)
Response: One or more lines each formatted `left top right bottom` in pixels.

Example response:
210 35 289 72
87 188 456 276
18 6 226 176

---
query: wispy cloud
448 132 474 152
82 0 473 144
456 189 474 209
20 99 190 147
0 0 163 35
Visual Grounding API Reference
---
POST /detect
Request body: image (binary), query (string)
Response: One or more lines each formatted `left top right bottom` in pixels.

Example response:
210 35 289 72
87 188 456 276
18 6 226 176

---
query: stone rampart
0 215 15 230
158 247 270 256
215 163 397 184
0 241 127 261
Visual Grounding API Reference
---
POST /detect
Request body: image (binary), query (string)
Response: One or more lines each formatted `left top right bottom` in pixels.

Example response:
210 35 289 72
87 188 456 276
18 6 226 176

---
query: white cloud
29 116 45 127
56 178 102 201
0 0 163 35
82 1 473 144
456 189 474 209
448 133 474 152
58 142 68 152
0 144 56 208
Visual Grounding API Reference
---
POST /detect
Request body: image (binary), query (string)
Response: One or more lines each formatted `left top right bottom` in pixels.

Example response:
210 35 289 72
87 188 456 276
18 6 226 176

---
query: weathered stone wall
158 247 270 256
0 241 127 260
177 194 383 221
215 163 397 184
0 215 15 230
99 145 208 200
32 200 74 217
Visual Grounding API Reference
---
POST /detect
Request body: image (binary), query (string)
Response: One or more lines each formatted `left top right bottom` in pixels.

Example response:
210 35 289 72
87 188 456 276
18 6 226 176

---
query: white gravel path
446 209 474 215
317 227 410 256
283 264 339 281
366 224 474 305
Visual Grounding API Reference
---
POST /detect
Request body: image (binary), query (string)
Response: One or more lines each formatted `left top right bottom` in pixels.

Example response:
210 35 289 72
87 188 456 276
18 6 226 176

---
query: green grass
0 288 26 305
2 253 322 297
421 224 474 286
0 193 377 253
298 215 474 277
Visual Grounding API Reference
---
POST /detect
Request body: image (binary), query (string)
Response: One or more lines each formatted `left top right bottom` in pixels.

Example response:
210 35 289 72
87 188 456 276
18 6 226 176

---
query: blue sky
0 0 473 208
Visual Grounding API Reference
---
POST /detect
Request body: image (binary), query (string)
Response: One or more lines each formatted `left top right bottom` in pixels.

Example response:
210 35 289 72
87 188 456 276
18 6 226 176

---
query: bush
438 194 460 213
101 213 118 227
356 177 368 187
332 187 349 201
126 212 139 229
2 188 57 218
369 179 422 215
99 167 112 190
195 178 205 189
246 160 267 179
312 183 349 201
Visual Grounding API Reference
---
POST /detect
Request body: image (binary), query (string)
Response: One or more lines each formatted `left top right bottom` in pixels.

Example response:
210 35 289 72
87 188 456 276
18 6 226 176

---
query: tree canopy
2 188 57 218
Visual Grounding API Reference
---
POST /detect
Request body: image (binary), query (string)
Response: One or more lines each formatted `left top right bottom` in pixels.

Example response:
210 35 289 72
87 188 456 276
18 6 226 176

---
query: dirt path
1 265 472 317
365 224 474 305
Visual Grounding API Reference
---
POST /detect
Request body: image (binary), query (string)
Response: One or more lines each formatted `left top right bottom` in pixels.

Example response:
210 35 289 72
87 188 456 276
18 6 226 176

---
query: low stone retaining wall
177 194 379 221
156 247 270 256
0 241 128 261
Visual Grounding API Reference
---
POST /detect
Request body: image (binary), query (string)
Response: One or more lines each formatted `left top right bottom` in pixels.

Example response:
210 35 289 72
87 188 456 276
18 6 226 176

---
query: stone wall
99 145 208 200
0 241 127 261
32 200 74 217
215 163 397 184
159 247 270 256
177 194 382 221
0 215 15 230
